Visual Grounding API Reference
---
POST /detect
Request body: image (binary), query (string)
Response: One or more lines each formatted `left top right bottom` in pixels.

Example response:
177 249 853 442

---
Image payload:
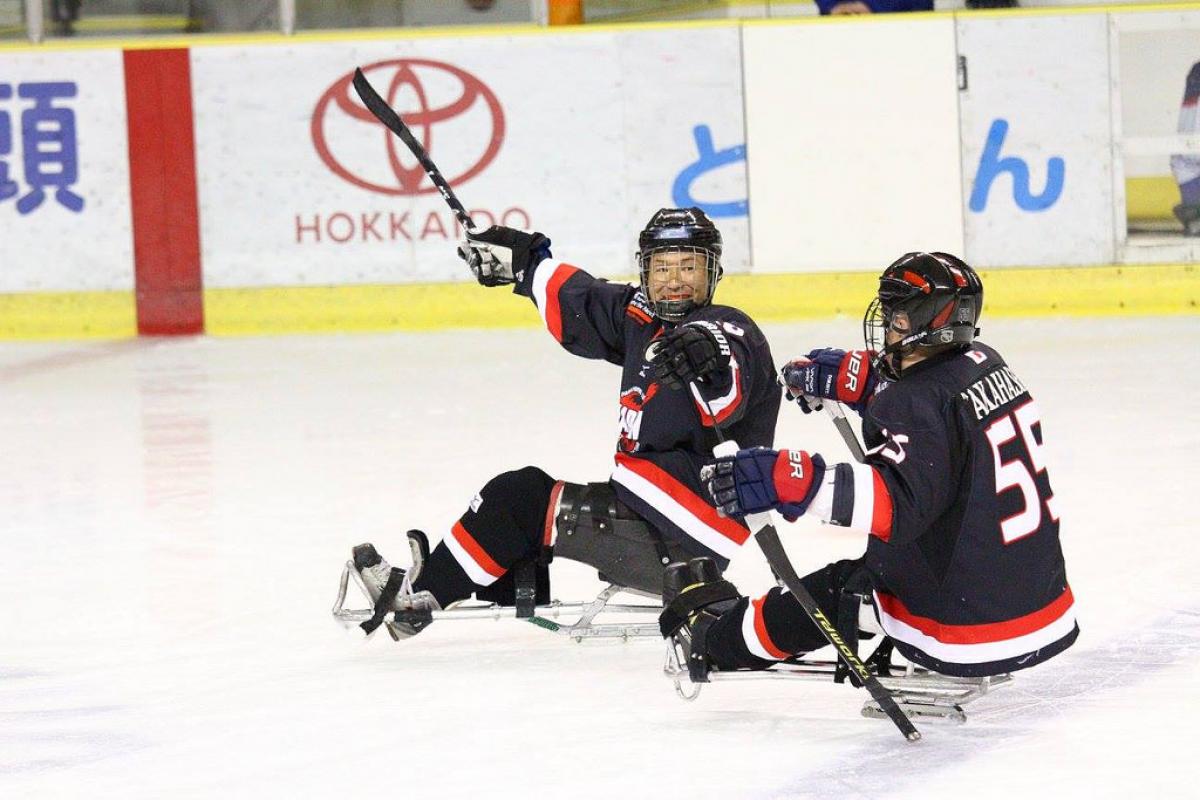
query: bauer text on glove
702 447 826 521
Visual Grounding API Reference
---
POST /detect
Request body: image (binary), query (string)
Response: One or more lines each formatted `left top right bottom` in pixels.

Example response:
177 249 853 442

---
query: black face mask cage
637 245 721 323
863 297 887 355
863 296 916 380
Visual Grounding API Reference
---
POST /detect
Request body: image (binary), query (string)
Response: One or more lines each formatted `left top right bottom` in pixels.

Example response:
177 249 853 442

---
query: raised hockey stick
351 67 477 232
694 385 920 742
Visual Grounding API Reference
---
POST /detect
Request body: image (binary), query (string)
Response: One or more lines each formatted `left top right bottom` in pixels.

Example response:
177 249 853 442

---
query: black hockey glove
650 321 732 390
457 225 552 287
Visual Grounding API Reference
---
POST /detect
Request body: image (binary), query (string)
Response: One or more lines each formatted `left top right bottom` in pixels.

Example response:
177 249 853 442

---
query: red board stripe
124 49 204 335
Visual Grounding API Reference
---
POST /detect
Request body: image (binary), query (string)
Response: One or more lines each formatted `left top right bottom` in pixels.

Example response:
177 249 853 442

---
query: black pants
702 557 869 671
412 466 702 608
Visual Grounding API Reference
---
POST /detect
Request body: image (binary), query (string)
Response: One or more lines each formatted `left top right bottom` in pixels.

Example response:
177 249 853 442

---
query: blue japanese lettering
969 118 1064 213
672 124 747 219
17 81 84 214
0 84 18 202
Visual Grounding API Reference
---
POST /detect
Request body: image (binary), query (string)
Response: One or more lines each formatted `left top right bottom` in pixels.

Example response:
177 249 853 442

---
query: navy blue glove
702 447 827 522
780 348 876 415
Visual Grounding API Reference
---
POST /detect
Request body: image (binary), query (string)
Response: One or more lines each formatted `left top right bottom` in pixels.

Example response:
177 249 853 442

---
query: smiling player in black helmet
343 208 781 641
664 252 1077 679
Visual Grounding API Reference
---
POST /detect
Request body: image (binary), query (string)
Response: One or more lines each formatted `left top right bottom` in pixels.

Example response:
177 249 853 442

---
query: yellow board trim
1127 176 1182 221
201 264 1198 337
1 265 1194 340
0 290 137 340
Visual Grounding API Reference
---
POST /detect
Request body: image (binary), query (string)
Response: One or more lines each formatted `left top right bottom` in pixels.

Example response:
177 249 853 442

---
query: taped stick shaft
351 68 476 231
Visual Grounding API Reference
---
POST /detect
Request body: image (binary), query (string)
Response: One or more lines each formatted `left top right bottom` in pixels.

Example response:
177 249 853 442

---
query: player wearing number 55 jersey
678 252 1077 678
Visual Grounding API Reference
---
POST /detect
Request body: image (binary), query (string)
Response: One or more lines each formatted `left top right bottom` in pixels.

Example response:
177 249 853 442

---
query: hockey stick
820 399 866 464
693 385 920 742
351 67 477 232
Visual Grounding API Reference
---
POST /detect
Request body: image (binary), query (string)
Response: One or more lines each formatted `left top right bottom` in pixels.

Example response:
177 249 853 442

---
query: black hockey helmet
636 207 723 322
863 251 983 380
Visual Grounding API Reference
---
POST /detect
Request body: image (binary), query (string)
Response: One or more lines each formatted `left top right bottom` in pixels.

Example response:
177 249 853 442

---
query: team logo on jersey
617 383 659 453
312 60 505 197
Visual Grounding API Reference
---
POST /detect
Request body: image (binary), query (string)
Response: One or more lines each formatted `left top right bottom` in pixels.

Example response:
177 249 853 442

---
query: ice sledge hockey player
663 252 1078 678
349 208 780 639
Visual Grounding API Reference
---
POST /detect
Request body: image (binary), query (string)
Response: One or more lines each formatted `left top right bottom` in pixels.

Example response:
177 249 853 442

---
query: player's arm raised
459 225 634 364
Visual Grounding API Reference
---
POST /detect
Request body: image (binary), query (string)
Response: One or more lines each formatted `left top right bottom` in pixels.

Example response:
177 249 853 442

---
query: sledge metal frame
663 637 1012 724
332 559 663 642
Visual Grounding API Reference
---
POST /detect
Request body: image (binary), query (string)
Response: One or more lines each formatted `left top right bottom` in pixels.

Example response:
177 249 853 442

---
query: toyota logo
312 59 505 197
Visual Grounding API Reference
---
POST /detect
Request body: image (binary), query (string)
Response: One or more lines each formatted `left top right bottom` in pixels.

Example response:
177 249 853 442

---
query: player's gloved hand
650 321 731 390
457 225 551 287
779 348 876 415
701 447 826 522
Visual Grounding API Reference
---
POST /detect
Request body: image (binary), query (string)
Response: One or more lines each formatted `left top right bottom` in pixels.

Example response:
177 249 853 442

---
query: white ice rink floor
2 317 1198 799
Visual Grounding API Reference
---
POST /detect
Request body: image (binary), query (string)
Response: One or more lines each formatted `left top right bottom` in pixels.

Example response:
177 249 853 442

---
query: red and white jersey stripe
689 355 744 426
610 453 750 561
444 521 505 587
808 461 894 540
531 260 580 344
741 594 789 661
874 585 1077 665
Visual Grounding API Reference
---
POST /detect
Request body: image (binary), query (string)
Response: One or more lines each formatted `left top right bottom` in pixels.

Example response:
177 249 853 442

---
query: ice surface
1 317 1198 799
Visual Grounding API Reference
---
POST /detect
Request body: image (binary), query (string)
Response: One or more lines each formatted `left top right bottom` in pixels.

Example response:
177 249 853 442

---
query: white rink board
957 15 1114 267
0 49 133 292
742 18 964 272
615 27 750 272
189 29 747 288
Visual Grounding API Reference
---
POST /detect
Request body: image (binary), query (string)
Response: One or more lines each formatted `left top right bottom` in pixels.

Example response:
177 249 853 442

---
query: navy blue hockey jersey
832 344 1078 676
518 258 781 565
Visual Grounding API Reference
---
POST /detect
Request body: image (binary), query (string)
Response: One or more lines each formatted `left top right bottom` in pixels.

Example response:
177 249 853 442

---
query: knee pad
479 466 556 506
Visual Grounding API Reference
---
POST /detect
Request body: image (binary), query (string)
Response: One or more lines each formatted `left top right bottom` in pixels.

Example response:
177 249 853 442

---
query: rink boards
0 6 1197 338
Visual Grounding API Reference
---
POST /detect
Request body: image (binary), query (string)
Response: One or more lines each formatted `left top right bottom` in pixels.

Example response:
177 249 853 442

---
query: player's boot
659 557 741 682
1174 203 1200 236
352 530 440 641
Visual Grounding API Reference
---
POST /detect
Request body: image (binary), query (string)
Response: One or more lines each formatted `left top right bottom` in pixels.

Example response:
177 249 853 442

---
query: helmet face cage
863 252 983 380
638 245 721 322
636 207 723 323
